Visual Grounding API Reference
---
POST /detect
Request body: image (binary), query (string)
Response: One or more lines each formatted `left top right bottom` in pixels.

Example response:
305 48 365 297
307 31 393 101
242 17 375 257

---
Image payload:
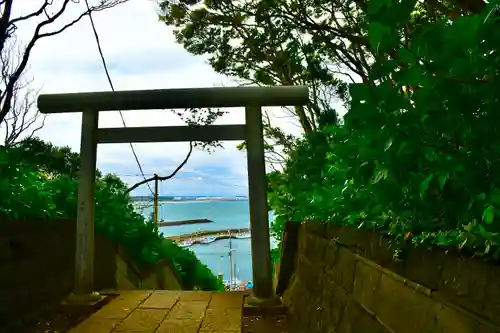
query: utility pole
153 174 159 226
228 230 233 291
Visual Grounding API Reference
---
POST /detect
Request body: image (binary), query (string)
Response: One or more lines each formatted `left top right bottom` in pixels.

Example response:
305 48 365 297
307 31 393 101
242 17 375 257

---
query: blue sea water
139 200 275 283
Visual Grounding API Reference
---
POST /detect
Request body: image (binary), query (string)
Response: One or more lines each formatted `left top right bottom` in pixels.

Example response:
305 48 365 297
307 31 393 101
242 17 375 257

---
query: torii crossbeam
37 85 309 300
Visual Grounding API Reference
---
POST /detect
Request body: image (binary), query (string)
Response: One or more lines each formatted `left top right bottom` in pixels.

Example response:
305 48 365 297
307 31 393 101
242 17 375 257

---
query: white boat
234 233 251 239
179 240 194 247
223 278 244 290
199 236 217 244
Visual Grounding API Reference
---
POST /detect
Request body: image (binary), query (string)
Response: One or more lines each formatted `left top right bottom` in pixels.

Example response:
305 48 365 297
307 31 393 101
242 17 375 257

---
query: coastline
133 199 249 205
131 199 257 283
166 227 250 242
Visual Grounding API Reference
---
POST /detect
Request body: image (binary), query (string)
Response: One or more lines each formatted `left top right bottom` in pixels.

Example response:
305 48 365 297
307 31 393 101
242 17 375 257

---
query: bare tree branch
2 86 46 146
0 35 45 146
8 1 50 27
0 0 14 53
0 0 130 123
125 141 194 194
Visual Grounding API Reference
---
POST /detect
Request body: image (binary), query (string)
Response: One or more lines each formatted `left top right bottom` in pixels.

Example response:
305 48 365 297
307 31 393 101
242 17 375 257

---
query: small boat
179 240 194 247
223 278 244 290
199 236 217 244
234 233 251 239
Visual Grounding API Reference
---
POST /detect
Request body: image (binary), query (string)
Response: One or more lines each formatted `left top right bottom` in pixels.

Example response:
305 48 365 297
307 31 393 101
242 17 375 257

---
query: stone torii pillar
37 85 309 301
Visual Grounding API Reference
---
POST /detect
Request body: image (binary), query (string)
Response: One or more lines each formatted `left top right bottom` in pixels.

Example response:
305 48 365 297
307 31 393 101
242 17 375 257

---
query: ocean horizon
135 200 275 284
131 195 248 202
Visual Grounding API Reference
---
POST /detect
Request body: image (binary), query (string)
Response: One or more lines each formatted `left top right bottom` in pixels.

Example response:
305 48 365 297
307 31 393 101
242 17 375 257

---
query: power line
120 173 248 189
157 179 247 190
84 0 154 196
118 173 244 180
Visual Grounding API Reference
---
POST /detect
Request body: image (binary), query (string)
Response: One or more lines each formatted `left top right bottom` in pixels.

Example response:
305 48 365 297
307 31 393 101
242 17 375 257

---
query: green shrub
269 2 500 258
0 144 222 290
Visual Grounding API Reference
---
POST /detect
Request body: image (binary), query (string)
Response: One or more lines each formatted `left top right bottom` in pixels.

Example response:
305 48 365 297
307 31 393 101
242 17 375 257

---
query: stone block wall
0 219 116 332
282 221 500 333
0 218 182 332
115 249 182 290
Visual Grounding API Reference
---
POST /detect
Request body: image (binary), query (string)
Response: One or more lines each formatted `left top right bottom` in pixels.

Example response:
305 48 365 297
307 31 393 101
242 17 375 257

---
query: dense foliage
269 0 500 258
160 0 348 163
0 140 222 290
160 0 500 260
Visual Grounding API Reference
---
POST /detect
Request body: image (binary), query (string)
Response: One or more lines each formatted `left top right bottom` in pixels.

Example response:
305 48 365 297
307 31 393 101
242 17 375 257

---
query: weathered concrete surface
282 221 500 333
68 290 244 333
242 315 295 333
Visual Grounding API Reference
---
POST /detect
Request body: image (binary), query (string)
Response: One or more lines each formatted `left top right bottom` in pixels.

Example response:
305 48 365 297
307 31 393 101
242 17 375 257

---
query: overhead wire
83 0 154 196
120 173 248 188
83 1 247 198
118 173 244 179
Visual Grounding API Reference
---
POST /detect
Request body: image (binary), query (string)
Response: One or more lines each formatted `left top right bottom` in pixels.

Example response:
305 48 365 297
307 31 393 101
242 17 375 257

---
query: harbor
135 199 276 291
166 227 251 247
167 227 254 291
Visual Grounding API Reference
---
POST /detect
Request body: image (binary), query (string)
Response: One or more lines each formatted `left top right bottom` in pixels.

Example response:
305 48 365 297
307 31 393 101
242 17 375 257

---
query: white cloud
5 0 305 196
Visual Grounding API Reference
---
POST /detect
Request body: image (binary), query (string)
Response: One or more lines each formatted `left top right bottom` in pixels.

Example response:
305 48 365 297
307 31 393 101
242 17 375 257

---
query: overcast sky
7 0 305 197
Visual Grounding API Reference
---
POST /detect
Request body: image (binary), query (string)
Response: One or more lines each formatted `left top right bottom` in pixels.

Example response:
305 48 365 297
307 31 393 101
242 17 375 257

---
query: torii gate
37 85 309 300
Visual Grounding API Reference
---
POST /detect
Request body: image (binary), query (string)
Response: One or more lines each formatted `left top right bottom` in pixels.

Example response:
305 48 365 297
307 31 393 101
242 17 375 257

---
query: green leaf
384 138 393 151
448 14 482 46
477 193 487 201
490 191 500 206
392 0 418 24
394 66 426 86
254 68 275 85
420 114 429 126
370 59 399 80
483 206 495 224
372 169 388 184
367 0 391 15
436 233 450 245
367 22 391 53
478 224 488 237
349 83 371 102
437 174 448 190
399 47 417 62
419 174 433 198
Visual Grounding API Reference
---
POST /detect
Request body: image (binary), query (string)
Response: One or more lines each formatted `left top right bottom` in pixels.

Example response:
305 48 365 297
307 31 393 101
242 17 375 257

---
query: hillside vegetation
0 138 222 290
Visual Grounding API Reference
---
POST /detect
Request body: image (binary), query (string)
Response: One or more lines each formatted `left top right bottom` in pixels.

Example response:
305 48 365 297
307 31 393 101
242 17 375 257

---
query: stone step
242 315 295 333
242 295 288 317
69 290 246 333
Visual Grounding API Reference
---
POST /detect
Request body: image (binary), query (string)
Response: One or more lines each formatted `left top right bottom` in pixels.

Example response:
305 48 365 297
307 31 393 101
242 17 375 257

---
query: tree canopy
160 0 500 258
159 0 490 132
269 0 500 258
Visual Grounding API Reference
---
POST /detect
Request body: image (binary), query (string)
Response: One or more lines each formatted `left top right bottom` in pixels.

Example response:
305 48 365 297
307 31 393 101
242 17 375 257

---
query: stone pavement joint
90 291 153 320
69 290 244 333
178 291 213 302
114 308 169 332
157 319 202 333
140 291 180 310
167 300 210 320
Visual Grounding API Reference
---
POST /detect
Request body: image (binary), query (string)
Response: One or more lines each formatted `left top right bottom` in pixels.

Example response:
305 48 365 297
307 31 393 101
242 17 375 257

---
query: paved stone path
69 290 245 333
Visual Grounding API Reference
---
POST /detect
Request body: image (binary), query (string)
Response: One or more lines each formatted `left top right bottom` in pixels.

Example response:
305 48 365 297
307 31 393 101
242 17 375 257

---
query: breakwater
157 218 213 227
167 228 250 244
